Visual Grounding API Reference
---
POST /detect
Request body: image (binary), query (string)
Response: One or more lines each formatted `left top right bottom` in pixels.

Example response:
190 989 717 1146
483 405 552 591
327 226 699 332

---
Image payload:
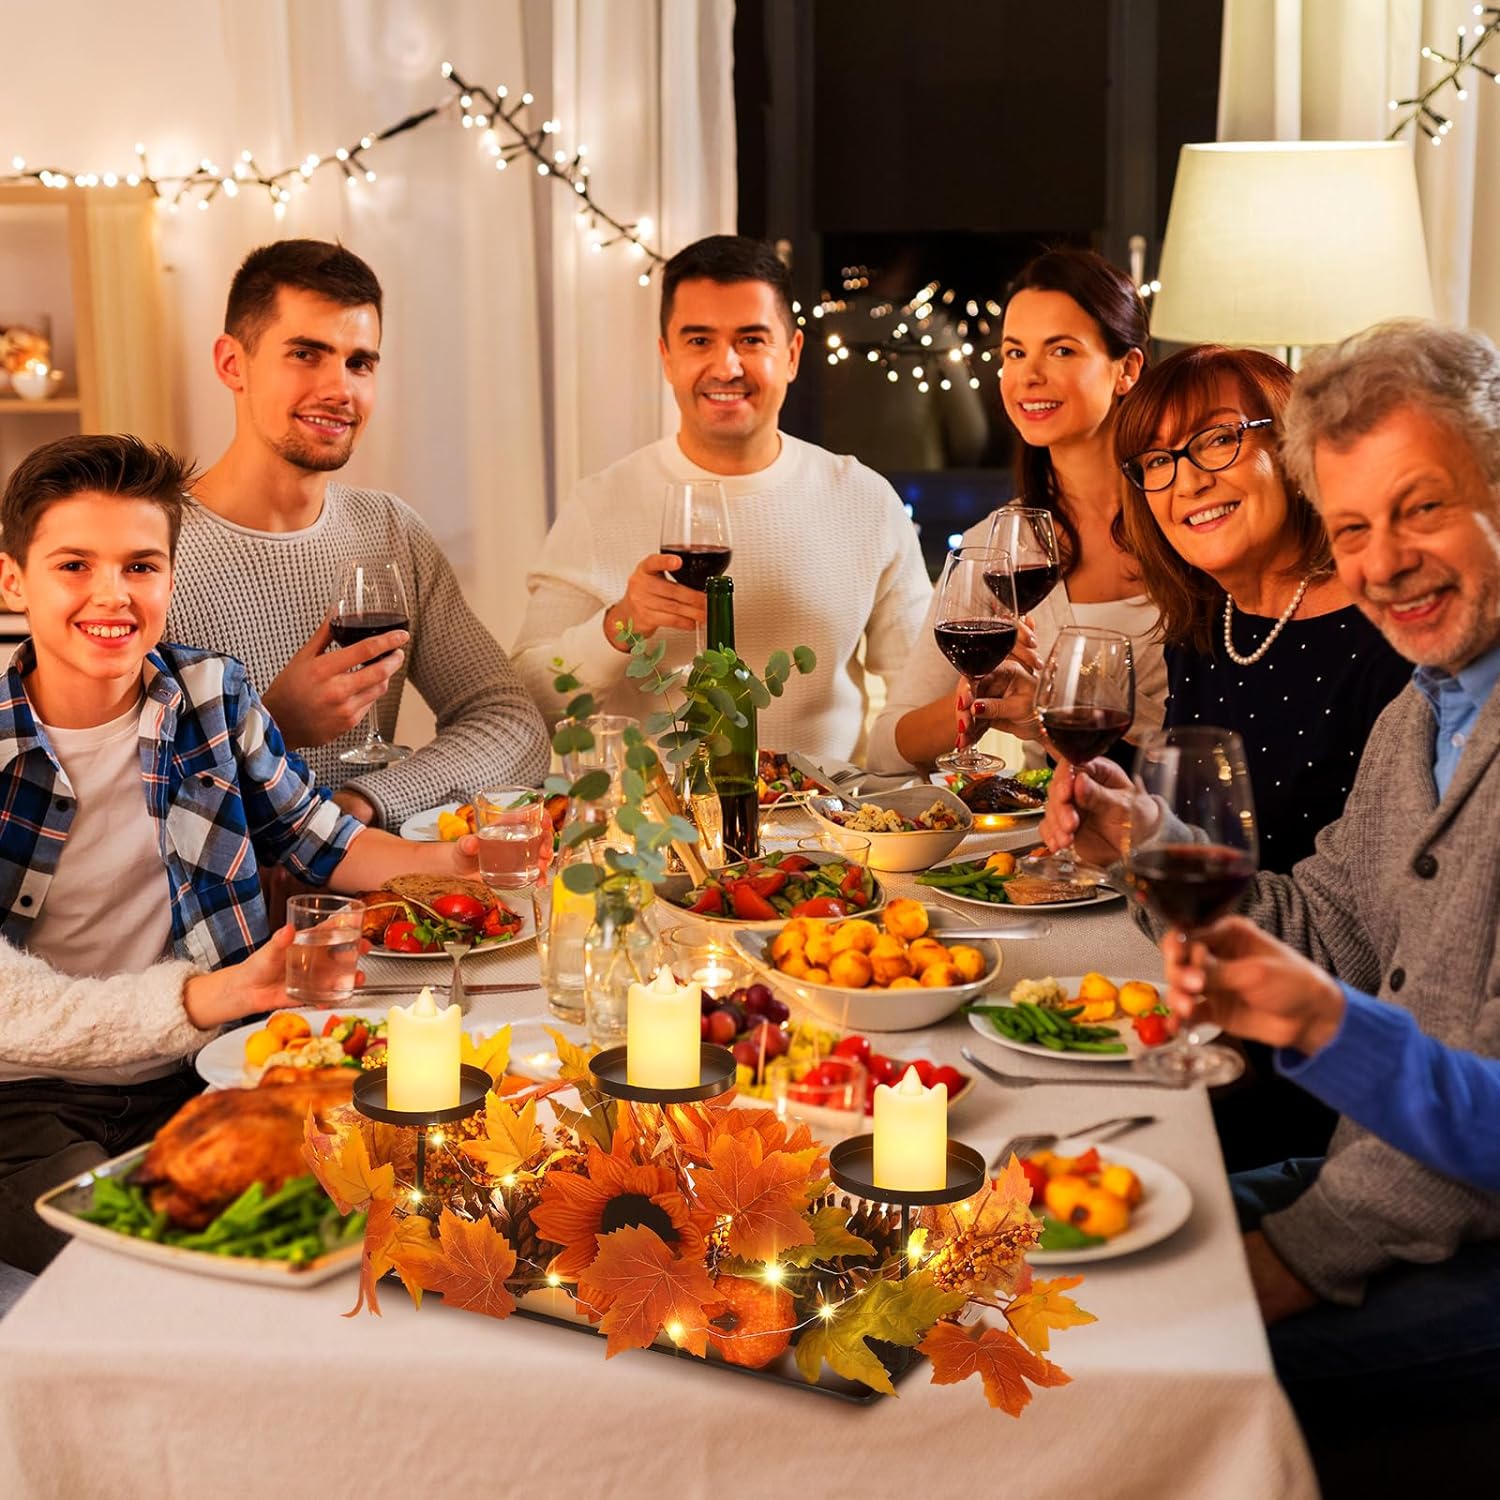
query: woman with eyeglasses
867 248 1169 773
1040 345 1409 1170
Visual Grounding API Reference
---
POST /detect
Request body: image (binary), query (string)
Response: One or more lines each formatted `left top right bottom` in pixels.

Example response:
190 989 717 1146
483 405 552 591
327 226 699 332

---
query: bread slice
385 873 494 908
1002 877 1097 906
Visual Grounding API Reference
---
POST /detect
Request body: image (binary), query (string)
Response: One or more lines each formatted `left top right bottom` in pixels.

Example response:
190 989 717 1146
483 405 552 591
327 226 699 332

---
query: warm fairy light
761 1263 785 1286
409 1188 423 1203
546 1272 562 1287
501 1174 517 1188
666 1320 685 1342
428 1130 445 1147
819 1301 835 1320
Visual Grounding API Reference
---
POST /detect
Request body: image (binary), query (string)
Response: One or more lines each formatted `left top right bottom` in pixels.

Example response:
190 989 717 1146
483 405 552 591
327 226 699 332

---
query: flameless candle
387 985 462 1112
627 966 702 1088
872 1064 948 1191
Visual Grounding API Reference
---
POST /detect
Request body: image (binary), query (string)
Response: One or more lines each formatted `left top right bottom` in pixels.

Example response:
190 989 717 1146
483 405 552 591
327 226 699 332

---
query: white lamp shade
1151 142 1434 347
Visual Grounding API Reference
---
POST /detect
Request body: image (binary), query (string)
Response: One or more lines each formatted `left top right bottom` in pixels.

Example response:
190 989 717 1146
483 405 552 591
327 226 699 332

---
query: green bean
1037 1034 1066 1051
1066 1040 1129 1054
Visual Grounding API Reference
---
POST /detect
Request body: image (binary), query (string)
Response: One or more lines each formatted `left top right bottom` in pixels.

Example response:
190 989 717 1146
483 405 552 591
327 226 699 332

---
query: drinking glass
475 787 550 891
1127 726 1257 1086
1017 626 1135 886
333 558 412 767
535 870 593 1025
660 481 732 654
556 713 640 834
285 895 365 1006
986 506 1062 614
933 546 1019 776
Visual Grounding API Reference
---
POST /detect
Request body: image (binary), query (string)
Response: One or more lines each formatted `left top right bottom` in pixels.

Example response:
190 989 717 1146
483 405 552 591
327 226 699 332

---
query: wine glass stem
361 702 385 751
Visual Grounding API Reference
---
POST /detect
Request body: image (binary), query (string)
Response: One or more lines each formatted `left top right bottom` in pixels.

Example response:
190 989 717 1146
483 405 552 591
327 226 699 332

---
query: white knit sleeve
513 494 634 720
0 938 213 1071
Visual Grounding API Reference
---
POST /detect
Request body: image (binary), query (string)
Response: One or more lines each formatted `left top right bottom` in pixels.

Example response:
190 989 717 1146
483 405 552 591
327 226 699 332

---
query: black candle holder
587 1042 738 1104
828 1134 987 1266
352 1063 491 1192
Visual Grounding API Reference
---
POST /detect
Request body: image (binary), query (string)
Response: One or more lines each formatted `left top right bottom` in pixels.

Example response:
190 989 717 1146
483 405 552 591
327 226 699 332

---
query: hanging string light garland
0 59 663 282
1388 5 1500 144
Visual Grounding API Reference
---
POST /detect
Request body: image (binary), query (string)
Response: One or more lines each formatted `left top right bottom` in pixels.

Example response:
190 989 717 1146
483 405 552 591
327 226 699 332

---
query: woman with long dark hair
868 248 1167 772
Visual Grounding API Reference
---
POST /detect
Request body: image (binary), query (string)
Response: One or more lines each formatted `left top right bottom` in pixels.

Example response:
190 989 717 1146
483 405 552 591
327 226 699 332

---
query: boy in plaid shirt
0 434 494 1271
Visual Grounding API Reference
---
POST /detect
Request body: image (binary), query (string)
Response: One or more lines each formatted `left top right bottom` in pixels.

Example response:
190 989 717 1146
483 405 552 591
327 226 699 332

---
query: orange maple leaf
1005 1274 1096 1353
693 1133 819 1262
387 1209 518 1320
667 1100 821 1167
576 1224 718 1357
919 1320 1070 1417
302 1113 394 1214
345 1201 442 1318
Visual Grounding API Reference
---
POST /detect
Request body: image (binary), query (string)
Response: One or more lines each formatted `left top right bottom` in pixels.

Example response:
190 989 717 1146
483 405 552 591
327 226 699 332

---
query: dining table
0 806 1318 1499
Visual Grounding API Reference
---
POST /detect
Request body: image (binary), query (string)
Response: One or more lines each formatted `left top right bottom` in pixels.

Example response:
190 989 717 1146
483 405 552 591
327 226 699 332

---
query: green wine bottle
703 575 759 859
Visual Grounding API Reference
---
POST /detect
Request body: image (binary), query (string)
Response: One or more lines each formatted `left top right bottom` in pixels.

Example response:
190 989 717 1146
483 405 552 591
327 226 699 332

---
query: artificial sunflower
531 1143 714 1280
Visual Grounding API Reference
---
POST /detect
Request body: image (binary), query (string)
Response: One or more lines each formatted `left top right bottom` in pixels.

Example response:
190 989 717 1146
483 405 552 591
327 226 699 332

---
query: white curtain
1219 0 1500 338
0 0 735 662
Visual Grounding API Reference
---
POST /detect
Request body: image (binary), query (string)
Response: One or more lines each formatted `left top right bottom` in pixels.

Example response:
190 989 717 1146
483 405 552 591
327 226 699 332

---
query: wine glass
1127 726 1257 1086
333 557 412 767
986 506 1062 614
1018 626 1135 885
660 481 731 655
934 546 1019 777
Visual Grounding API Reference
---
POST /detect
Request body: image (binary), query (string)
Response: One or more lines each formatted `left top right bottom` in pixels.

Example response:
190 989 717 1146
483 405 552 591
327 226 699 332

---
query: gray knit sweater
1142 680 1500 1304
165 488 550 828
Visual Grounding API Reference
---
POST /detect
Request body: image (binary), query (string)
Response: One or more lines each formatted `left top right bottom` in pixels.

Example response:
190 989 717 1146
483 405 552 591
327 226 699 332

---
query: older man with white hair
1040 319 1500 1436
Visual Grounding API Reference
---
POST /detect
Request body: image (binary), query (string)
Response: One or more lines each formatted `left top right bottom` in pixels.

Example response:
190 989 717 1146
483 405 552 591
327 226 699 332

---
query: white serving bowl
733 904 1001 1033
806 784 972 873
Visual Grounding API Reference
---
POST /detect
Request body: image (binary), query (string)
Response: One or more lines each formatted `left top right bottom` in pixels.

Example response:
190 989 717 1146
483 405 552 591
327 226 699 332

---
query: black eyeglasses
1122 417 1275 492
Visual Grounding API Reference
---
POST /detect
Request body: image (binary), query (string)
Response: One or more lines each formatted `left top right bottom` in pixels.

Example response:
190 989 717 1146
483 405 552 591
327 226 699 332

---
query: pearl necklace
1222 574 1313 666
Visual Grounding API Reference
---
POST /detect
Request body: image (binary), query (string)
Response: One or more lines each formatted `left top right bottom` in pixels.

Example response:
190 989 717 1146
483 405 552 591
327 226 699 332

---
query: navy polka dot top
1164 602 1410 872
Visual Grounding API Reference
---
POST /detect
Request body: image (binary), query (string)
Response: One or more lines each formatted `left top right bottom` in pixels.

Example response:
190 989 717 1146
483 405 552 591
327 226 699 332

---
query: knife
784 749 851 794
355 981 542 996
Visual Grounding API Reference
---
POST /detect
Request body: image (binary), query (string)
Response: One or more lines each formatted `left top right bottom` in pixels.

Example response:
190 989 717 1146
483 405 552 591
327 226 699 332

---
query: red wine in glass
1128 843 1255 930
1036 704 1131 763
934 619 1019 679
662 544 732 592
1006 562 1062 614
329 611 410 658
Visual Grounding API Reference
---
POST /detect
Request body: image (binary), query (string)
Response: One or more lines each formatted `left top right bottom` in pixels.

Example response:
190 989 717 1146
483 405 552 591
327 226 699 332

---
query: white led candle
386 985 462 1112
626 967 702 1089
872 1065 948 1191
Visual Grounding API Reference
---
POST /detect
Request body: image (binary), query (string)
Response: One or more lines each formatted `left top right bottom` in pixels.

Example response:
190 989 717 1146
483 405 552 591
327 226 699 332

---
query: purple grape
745 983 773 1010
762 997 791 1025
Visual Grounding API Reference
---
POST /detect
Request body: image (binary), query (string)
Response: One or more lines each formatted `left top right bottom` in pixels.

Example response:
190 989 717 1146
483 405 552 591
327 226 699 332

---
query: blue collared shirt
0 640 364 971
1412 639 1500 797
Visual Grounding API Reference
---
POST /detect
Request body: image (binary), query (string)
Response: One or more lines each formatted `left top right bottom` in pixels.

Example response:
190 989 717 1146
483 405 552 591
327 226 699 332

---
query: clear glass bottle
583 878 663 1049
537 839 598 1025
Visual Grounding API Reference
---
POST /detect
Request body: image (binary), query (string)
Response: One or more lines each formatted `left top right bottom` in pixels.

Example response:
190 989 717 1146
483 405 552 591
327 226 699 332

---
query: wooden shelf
0 394 82 415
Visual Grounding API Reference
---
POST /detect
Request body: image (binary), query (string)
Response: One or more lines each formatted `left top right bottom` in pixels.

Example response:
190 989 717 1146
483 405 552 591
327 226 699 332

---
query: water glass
535 877 592 1025
476 787 549 890
285 895 365 1006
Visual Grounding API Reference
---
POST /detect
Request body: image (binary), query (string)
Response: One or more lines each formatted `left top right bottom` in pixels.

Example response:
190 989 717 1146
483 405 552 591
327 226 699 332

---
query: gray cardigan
1144 678 1500 1305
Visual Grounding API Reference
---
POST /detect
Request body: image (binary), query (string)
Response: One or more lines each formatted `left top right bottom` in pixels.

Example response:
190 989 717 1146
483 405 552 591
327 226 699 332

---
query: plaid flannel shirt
0 641 363 970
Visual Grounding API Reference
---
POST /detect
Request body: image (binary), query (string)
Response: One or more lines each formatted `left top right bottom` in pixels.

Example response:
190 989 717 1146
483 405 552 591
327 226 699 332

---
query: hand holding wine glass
934 546 1020 777
1018 626 1135 884
333 557 412 767
1127 726 1258 1086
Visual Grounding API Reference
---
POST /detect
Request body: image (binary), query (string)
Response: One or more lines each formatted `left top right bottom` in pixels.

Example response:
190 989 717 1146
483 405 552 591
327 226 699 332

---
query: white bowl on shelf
806 784 972 873
733 904 1001 1033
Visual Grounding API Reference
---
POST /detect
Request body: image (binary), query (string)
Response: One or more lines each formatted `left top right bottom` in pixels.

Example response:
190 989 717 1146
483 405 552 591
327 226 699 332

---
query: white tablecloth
0 816 1317 1500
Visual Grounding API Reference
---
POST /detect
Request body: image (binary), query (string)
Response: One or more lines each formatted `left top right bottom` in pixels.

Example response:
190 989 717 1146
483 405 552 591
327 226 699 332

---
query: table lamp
1150 142 1434 350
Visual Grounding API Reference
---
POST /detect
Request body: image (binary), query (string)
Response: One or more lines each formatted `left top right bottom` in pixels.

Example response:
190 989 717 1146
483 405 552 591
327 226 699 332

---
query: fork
989 1114 1156 1171
960 1047 1186 1092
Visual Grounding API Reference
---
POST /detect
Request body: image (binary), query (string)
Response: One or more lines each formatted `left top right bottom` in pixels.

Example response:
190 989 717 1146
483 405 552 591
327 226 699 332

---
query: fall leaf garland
308 1058 1094 1412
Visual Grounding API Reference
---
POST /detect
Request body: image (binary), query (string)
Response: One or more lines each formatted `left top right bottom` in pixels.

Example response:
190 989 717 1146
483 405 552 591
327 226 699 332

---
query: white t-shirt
11 697 178 1086
512 434 934 762
867 510 1168 772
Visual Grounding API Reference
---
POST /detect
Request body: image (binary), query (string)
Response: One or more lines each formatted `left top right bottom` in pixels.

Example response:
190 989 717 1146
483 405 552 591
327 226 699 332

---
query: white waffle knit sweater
166 488 550 828
513 435 933 760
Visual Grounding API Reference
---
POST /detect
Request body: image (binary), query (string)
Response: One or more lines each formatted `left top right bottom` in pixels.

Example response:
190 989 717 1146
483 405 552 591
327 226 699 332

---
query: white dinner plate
195 1006 392 1089
33 1146 363 1287
967 974 1217 1064
373 899 536 958
1028 1143 1192 1265
398 802 466 842
924 858 1124 913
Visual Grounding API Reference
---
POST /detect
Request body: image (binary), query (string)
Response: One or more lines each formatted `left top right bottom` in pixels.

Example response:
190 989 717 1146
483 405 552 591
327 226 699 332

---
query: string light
1388 8 1500 143
0 59 664 279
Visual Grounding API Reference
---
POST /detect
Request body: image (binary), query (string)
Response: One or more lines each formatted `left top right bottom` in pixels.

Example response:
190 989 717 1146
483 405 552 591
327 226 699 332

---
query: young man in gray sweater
1041 320 1500 1430
165 240 549 830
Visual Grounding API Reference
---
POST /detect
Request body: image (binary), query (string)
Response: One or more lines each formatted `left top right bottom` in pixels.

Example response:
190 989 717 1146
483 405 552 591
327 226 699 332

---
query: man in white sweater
166 240 549 829
513 235 932 762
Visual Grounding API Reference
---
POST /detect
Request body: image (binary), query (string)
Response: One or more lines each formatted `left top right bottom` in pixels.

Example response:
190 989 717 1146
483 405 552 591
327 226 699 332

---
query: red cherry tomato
480 903 522 939
833 1034 872 1065
431 892 488 928
839 865 869 901
909 1058 938 1088
776 854 815 873
1132 1012 1170 1048
929 1064 964 1096
322 1014 341 1037
746 870 788 898
688 885 725 915
789 897 849 919
342 1022 370 1058
730 883 778 921
384 919 432 954
866 1053 900 1087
